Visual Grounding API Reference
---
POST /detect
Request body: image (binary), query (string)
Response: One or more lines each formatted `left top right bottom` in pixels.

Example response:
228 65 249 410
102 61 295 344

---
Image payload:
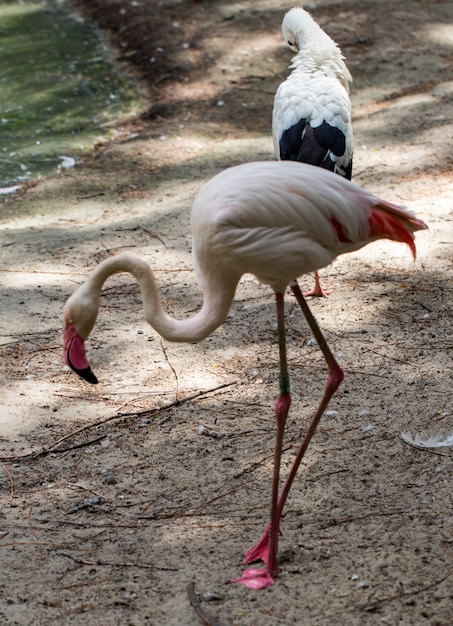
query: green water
0 0 141 187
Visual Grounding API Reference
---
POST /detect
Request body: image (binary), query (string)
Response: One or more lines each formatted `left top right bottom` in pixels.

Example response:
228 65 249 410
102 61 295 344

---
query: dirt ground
1 0 452 624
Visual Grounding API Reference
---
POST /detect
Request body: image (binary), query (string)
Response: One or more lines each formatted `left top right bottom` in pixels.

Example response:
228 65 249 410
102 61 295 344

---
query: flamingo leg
303 271 331 298
234 281 343 589
274 281 344 520
232 292 291 589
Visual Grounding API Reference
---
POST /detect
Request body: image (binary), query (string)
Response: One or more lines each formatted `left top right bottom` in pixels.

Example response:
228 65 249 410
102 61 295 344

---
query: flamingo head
63 289 99 384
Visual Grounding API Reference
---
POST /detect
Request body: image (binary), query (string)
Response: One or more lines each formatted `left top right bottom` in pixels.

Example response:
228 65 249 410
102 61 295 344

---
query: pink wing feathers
368 199 427 260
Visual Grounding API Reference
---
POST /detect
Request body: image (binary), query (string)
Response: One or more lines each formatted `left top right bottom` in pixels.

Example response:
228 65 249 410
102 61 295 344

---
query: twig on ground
40 518 137 529
2 464 14 501
160 338 180 399
76 192 105 200
0 541 89 549
360 574 450 611
232 447 291 480
57 552 177 572
49 434 108 455
0 381 237 462
27 506 39 540
198 426 253 440
319 510 405 529
116 225 168 248
187 581 221 626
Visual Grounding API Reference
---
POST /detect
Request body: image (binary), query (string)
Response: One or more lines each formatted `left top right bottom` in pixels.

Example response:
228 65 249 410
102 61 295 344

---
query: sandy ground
0 0 452 624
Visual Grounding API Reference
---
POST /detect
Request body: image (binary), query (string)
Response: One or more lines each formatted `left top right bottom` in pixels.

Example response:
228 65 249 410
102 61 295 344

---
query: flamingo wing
191 162 426 293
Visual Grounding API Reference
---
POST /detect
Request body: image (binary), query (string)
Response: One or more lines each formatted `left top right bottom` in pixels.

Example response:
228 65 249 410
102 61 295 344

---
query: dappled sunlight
421 22 453 48
1 266 86 290
1 2 452 623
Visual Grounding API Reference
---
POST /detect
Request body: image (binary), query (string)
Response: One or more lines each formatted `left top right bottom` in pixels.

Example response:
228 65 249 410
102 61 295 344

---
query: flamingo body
191 162 417 294
63 161 427 589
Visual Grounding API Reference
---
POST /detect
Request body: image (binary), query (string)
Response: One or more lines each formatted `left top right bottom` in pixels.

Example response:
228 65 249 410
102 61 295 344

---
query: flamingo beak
63 325 98 385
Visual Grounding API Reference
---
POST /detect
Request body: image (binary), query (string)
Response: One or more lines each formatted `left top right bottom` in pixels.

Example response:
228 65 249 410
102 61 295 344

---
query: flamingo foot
242 526 270 565
231 567 275 589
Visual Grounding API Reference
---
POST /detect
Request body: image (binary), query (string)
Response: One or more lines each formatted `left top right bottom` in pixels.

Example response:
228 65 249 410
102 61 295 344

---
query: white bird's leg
303 271 331 298
232 292 291 589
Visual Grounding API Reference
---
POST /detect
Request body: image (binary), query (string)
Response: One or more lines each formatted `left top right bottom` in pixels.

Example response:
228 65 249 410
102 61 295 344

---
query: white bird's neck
71 254 238 343
285 11 352 91
290 50 352 91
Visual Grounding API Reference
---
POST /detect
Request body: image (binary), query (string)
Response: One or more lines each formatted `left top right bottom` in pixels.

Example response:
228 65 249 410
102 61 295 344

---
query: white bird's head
63 283 100 384
281 7 352 87
282 7 336 52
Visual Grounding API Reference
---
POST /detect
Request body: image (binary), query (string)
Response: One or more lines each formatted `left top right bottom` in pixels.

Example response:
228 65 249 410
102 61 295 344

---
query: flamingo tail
369 201 428 260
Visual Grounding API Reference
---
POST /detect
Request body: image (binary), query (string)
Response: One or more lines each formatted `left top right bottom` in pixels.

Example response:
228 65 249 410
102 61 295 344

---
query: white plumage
63 161 427 589
400 431 453 449
272 7 354 297
273 7 353 177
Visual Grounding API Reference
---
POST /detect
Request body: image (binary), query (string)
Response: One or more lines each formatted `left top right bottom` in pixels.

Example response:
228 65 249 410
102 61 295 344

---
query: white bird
273 7 354 297
63 161 427 589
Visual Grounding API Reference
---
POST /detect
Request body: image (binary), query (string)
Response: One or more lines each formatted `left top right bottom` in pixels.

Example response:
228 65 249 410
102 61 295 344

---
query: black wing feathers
279 120 352 180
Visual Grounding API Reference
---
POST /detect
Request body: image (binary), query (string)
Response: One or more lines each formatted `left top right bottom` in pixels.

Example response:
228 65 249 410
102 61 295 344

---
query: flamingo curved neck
84 254 236 343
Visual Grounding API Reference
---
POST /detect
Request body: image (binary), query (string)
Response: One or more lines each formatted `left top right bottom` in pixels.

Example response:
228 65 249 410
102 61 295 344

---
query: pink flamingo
63 161 427 589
